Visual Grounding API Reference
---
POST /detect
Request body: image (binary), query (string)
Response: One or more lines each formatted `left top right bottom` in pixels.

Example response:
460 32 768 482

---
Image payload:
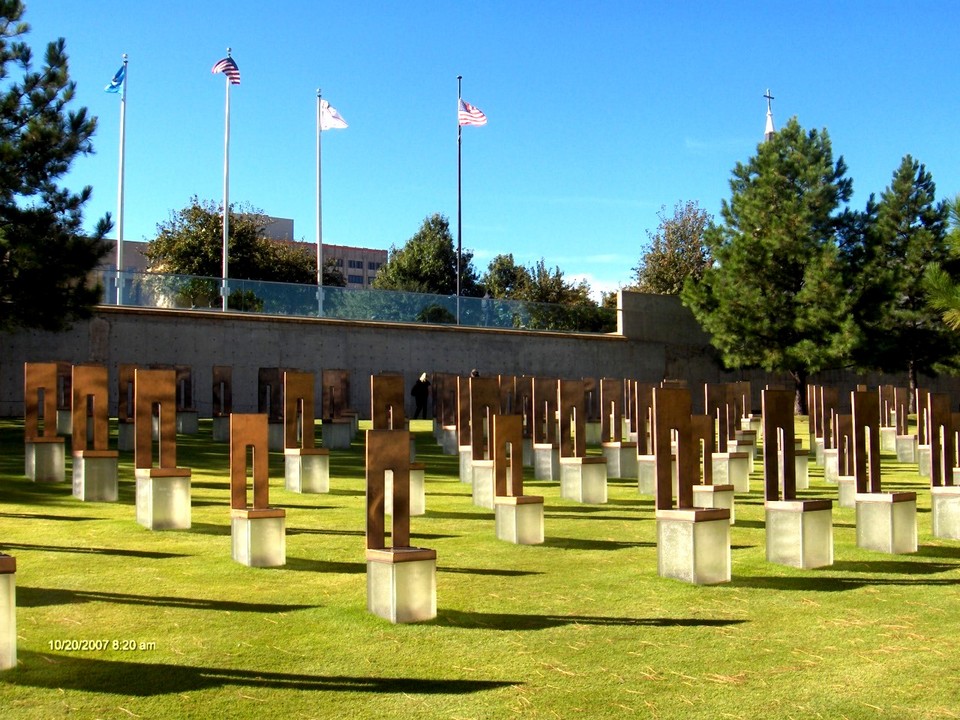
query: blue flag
105 64 125 93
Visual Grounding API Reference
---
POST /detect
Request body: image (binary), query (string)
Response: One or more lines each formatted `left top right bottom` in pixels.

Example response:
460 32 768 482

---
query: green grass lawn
1 418 959 719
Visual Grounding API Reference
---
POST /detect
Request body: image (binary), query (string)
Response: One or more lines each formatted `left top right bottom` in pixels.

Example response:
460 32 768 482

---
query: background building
258 217 387 288
99 216 388 289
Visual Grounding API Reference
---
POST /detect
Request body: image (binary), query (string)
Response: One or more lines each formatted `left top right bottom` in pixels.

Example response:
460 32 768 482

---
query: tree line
634 118 960 411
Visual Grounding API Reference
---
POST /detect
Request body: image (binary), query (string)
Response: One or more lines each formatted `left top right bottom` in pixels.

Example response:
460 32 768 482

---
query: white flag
320 99 348 130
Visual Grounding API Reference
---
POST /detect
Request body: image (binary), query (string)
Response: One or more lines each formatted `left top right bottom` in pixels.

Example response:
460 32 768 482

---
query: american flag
458 98 487 126
211 56 241 85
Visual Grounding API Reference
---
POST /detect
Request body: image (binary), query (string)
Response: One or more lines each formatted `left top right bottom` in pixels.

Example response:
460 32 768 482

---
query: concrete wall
3 290 958 418
1 292 726 418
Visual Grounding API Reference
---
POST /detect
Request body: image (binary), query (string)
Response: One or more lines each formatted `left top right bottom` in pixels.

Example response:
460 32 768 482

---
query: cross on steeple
763 89 775 141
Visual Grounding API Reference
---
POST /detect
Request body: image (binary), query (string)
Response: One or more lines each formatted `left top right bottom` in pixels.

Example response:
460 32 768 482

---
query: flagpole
115 53 128 306
221 48 232 312
456 75 462 325
316 89 324 316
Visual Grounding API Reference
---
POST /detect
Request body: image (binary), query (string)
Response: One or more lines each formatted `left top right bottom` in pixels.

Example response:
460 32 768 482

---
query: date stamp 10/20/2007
47 639 157 652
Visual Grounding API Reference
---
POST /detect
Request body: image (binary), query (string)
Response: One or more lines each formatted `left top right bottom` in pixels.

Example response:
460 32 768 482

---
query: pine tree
853 155 959 398
682 117 857 412
0 1 112 332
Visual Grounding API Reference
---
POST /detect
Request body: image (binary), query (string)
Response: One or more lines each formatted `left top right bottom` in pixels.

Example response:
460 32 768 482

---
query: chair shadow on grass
730 572 960 592
543 512 652 523
539 536 654 551
543 505 611 514
187 522 231 536
328 488 365 497
432 609 747 631
916 544 960 559
190 481 230 491
16 586 315 612
0 511 104 522
10 650 517 696
0 542 187 559
726 519 765 530
607 497 655 508
271 502 338 511
283 557 366 574
424 510 494 521
439 566 543 577
827 559 958 575
190 499 229 508
288 527 460 541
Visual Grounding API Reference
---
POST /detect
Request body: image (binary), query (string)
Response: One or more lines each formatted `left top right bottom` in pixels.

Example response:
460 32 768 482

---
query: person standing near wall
411 372 431 419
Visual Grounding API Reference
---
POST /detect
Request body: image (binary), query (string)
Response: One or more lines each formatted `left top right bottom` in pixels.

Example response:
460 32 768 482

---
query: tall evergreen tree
373 213 482 296
0 1 112 332
682 117 857 412
924 193 960 331
853 156 959 397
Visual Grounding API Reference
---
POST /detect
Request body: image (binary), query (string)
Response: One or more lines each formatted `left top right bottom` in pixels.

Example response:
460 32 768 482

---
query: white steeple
764 89 775 141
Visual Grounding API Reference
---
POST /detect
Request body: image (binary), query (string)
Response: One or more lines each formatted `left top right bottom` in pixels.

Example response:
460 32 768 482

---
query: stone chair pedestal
25 437 64 483
321 419 354 450
366 547 437 624
656 508 731 585
712 451 751 493
895 435 917 463
560 456 608 504
917 445 931 478
72 450 119 502
440 425 458 455
176 411 199 435
765 499 833 569
495 495 544 545
386 464 426 516
459 445 475 484
855 492 917 554
822 448 839 484
0 555 15 671
533 443 559 481
135 467 192 530
637 454 656 495
470 460 495 509
601 441 638 479
931 486 960 540
794 452 810 490
118 421 135 452
231 508 286 567
692 484 736 524
284 448 330 494
212 416 231 443
879 427 897 453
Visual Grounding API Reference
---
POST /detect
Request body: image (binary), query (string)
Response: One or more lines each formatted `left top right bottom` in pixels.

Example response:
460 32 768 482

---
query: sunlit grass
1 417 958 719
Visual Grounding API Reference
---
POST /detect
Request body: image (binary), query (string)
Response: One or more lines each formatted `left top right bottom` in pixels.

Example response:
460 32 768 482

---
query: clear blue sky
22 0 960 297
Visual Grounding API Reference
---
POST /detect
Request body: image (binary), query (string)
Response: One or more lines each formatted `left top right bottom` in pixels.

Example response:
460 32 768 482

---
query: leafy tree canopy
633 200 712 294
0 0 112 332
372 213 482 297
143 197 344 286
482 253 530 299
480 254 612 332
